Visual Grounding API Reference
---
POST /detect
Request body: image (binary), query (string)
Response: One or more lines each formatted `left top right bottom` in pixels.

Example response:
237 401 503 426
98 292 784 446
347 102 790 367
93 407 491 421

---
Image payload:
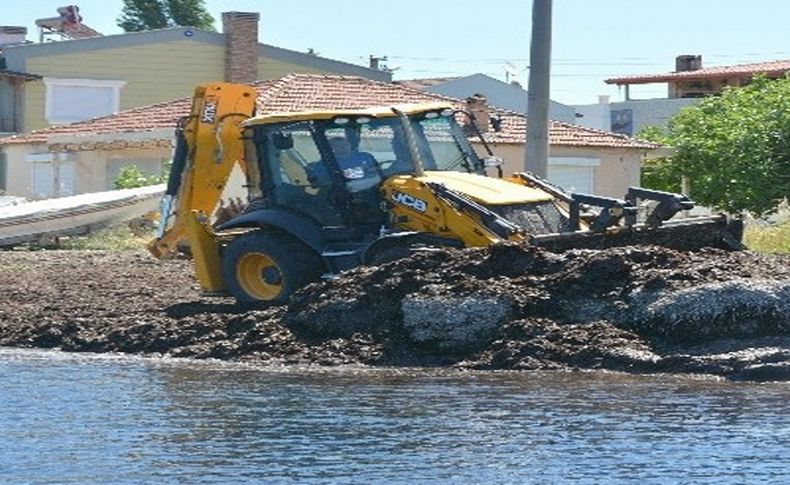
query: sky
3 0 789 105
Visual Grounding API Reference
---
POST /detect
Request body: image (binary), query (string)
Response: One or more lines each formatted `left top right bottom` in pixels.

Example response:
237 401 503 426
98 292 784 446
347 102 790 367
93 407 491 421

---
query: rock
401 294 513 352
632 279 790 342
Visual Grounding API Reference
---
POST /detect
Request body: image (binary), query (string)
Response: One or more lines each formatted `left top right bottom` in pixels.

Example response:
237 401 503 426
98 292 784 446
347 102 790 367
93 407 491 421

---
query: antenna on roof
504 61 518 83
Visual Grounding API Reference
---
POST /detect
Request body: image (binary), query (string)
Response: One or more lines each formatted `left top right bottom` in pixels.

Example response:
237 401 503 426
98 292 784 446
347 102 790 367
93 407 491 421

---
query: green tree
118 0 169 31
118 0 215 32
640 76 790 215
166 0 215 30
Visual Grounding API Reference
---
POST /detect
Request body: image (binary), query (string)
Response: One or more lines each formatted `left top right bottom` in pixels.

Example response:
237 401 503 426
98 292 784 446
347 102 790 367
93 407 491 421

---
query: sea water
1 348 788 484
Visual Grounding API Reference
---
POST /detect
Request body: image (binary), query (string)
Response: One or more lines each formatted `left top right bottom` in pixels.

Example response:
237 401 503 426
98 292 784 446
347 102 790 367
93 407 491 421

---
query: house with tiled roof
0 11 389 138
396 73 577 123
573 55 790 136
0 74 657 200
604 56 790 99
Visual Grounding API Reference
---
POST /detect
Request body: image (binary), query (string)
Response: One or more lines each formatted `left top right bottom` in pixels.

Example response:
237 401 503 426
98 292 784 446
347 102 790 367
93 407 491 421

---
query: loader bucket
529 215 744 253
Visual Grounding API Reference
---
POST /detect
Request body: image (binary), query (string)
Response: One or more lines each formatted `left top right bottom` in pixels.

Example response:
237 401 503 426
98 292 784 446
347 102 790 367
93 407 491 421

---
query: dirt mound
1 245 789 380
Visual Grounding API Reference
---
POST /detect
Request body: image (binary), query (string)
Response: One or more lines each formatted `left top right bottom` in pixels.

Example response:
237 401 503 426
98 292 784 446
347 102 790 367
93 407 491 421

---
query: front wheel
221 231 323 303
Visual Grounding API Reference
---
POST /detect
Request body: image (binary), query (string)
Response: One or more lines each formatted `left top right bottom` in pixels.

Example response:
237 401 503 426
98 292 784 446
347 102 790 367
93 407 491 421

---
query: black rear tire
222 231 323 303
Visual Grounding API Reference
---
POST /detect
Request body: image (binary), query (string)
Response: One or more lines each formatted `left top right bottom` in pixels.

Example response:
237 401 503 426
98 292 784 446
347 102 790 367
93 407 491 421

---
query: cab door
258 122 347 227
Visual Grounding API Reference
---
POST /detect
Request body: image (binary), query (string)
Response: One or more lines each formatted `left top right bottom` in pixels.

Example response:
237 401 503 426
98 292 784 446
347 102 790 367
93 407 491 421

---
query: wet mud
1 245 789 381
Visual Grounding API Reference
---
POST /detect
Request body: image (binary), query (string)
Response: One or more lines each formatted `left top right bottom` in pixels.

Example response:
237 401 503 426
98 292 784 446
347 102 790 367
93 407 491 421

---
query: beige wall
22 41 331 132
24 41 226 131
473 141 644 198
88 147 172 192
4 144 34 197
3 143 173 198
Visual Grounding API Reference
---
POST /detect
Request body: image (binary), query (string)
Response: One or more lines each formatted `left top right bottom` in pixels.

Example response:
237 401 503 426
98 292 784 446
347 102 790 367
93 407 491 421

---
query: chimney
676 55 703 72
222 12 260 84
0 26 27 46
466 93 491 134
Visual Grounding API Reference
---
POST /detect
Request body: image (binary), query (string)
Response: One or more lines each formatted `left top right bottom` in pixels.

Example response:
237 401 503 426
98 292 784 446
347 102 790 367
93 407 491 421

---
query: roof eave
606 69 790 85
0 69 42 81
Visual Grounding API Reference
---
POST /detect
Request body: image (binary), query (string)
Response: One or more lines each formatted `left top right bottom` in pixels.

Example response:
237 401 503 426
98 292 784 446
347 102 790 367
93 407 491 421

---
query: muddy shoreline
1 246 789 381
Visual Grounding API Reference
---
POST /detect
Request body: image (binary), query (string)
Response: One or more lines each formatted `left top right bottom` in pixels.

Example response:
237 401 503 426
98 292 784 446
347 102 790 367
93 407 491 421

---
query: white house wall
573 97 700 136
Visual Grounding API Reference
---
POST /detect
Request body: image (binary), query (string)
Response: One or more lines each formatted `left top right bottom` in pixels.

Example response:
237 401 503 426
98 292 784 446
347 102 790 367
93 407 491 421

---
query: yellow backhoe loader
149 82 743 303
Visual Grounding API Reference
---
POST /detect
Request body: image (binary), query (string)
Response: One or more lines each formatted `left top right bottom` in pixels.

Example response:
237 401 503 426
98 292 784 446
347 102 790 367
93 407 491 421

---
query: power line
386 52 790 64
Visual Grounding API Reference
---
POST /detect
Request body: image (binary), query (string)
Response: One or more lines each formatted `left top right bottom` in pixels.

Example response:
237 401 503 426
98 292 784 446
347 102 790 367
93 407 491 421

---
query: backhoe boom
149 82 257 258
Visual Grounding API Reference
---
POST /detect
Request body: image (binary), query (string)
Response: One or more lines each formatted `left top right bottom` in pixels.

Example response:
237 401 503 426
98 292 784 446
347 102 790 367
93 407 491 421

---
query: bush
114 165 166 189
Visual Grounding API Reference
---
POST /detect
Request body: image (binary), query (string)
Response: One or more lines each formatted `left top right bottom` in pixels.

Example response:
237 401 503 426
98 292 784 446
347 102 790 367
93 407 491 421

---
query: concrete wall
3 144 29 196
424 74 577 123
2 143 173 198
473 141 643 198
573 97 700 136
93 148 172 192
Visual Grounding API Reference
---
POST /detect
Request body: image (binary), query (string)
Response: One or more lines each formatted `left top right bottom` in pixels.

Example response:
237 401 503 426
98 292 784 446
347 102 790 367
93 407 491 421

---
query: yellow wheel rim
236 252 284 300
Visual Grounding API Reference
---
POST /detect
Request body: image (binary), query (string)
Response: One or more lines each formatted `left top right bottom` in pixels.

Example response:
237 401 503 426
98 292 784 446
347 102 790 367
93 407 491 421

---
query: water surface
1 348 788 483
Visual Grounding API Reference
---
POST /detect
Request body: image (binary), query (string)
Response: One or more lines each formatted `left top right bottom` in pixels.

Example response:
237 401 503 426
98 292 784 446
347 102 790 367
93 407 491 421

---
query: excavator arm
148 82 258 258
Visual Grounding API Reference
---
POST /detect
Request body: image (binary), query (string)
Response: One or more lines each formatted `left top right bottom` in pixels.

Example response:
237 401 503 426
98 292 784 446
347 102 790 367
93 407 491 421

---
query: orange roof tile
605 59 790 85
0 97 192 145
0 74 656 150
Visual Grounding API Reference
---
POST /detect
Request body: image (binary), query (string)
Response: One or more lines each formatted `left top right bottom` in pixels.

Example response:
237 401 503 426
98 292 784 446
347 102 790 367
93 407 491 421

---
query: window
44 78 126 125
28 153 75 199
31 161 54 198
259 123 344 226
547 157 600 194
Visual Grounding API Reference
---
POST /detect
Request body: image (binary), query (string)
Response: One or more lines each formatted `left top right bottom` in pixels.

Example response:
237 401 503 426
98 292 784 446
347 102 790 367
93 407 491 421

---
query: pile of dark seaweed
1 244 788 381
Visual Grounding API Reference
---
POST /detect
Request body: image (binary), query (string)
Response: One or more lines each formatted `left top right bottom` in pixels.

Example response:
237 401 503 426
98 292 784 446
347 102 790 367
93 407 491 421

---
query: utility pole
524 0 552 177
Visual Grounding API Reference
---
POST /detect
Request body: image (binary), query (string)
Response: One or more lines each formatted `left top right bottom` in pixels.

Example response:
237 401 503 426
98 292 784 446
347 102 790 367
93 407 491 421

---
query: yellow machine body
149 82 738 302
382 171 555 246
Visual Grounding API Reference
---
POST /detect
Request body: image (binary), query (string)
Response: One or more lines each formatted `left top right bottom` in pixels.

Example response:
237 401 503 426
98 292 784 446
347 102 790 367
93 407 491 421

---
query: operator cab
241 103 484 237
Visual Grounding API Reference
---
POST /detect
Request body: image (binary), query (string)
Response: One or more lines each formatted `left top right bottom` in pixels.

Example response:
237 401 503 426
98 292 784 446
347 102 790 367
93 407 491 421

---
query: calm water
1 348 788 484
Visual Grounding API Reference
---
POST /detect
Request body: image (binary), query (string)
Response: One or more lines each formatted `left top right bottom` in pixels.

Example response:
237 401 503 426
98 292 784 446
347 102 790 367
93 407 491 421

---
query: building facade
573 56 790 136
0 12 390 135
